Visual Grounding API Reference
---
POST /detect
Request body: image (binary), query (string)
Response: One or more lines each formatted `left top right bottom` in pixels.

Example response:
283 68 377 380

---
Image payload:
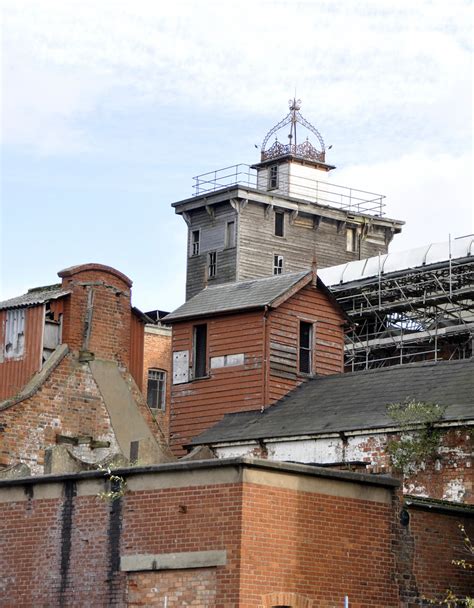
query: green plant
96 465 127 502
386 400 446 474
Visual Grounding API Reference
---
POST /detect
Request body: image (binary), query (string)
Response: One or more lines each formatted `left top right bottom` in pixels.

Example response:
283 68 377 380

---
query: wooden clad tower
172 100 404 300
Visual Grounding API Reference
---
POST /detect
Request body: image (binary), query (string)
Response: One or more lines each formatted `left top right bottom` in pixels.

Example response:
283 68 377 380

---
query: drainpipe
262 305 270 410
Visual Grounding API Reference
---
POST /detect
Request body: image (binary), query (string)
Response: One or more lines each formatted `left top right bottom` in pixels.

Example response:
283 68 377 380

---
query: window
225 221 235 248
268 165 279 189
193 324 207 378
147 369 166 411
273 254 284 275
191 230 200 256
299 321 313 374
4 309 25 359
346 227 357 252
208 251 217 278
274 211 284 237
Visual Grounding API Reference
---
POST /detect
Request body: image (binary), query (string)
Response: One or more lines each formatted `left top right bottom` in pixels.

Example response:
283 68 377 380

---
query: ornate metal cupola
252 99 336 202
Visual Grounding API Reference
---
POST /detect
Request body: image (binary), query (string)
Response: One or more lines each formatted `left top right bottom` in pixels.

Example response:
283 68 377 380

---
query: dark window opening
226 221 235 248
275 210 284 237
208 251 217 278
299 321 313 374
193 324 207 379
273 254 284 275
268 165 279 189
191 230 200 256
147 369 166 411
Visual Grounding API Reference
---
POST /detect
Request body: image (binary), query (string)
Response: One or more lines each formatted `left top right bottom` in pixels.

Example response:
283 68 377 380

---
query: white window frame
273 254 284 275
147 368 166 411
191 229 200 256
268 165 279 190
208 251 217 278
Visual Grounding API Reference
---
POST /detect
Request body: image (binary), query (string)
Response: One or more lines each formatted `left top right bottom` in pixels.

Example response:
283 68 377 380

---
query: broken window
273 254 284 275
191 230 200 256
275 211 284 237
4 309 25 359
299 321 313 374
225 221 235 248
268 165 279 190
147 369 166 411
346 227 357 252
208 251 217 278
193 324 207 379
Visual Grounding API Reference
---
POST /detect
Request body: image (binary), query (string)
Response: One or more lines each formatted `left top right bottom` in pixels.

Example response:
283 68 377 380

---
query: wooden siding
185 203 238 299
267 283 345 404
170 311 265 454
237 202 390 279
130 312 145 390
0 305 44 400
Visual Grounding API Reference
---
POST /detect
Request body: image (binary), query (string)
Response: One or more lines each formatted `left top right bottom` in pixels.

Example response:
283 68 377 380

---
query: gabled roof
164 271 313 322
0 284 70 311
192 358 474 446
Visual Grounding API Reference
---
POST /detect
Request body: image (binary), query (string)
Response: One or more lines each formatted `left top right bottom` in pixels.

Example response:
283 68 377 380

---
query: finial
289 98 302 111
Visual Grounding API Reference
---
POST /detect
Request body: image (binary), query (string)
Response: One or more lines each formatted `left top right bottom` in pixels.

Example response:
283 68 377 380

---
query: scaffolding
320 236 474 370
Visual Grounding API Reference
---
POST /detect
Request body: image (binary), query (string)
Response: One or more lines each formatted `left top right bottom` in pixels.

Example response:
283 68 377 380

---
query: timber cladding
1 459 470 607
169 281 345 455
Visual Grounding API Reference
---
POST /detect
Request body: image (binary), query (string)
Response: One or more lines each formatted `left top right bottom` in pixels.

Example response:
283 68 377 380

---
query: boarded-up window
346 227 357 252
147 369 166 411
299 321 313 374
173 350 189 384
275 211 284 236
4 309 25 359
193 324 207 379
273 255 284 275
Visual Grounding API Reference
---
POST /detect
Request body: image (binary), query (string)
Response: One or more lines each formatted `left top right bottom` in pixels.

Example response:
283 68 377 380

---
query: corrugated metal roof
164 271 311 322
192 358 474 445
0 284 70 311
319 234 474 287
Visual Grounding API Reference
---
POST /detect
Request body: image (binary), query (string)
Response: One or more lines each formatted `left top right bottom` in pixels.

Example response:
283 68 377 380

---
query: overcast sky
1 0 472 311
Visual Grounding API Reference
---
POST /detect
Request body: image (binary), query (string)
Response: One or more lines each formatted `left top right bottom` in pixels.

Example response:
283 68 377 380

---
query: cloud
1 0 471 156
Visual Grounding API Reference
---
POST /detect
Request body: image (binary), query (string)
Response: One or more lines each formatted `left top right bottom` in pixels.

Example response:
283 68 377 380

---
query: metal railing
192 163 386 217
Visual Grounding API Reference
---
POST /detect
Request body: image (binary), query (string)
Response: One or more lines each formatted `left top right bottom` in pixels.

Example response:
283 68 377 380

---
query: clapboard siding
170 311 264 454
185 203 238 299
267 283 345 404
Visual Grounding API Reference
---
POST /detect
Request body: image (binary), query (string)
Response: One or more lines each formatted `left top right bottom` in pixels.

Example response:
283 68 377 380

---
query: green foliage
96 465 127 502
386 400 446 474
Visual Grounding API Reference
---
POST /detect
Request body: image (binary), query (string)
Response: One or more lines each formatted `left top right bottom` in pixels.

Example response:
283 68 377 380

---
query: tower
172 100 404 300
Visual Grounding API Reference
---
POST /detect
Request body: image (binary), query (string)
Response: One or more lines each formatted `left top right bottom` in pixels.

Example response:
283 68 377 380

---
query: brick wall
2 460 470 607
142 325 172 440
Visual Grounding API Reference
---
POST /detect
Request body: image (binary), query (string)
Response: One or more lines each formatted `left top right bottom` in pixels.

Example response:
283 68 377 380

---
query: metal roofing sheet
0 285 70 311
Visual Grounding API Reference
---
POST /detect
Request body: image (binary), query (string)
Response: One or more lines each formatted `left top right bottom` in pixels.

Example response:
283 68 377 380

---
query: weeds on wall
386 400 446 475
96 465 127 502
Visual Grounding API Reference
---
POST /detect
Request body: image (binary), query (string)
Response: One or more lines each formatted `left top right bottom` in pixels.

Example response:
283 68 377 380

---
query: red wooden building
164 270 347 454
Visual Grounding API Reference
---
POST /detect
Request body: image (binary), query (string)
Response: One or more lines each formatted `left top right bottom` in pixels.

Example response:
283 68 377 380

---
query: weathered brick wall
142 326 172 440
59 264 133 367
1 462 471 607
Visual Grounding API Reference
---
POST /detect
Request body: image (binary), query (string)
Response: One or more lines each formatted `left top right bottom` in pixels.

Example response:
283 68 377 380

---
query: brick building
0 263 171 474
1 458 472 607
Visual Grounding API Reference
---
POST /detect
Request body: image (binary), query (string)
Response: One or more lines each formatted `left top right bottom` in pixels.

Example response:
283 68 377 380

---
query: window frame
208 251 217 278
273 254 284 275
274 210 285 237
191 229 200 256
346 226 357 253
146 368 166 412
193 324 208 379
268 165 279 190
298 320 314 375
225 220 236 248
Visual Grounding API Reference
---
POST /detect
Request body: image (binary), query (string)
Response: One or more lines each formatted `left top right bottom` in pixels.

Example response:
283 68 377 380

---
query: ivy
386 400 446 475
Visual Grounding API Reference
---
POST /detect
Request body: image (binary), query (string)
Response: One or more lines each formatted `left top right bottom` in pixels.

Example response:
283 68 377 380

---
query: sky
1 0 472 312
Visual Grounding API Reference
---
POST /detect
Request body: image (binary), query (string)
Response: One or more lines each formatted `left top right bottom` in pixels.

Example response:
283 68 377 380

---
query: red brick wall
59 264 133 367
0 463 472 607
127 569 217 606
143 327 172 440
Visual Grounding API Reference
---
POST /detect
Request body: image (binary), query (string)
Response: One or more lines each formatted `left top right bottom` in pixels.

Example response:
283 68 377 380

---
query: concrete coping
121 550 227 572
0 456 400 489
404 495 474 517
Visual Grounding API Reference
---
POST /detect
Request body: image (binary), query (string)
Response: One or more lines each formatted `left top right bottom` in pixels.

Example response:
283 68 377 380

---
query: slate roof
164 271 311 322
192 358 474 445
0 284 70 311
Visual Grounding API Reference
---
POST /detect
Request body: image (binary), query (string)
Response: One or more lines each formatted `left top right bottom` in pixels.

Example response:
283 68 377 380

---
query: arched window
147 369 166 412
